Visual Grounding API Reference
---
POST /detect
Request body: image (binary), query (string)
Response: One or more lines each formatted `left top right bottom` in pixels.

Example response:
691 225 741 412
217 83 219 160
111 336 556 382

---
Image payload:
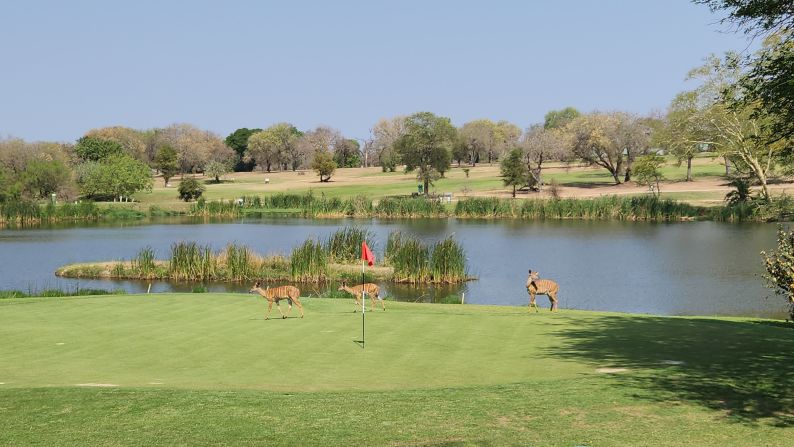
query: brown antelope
338 282 385 312
526 270 560 312
249 282 304 319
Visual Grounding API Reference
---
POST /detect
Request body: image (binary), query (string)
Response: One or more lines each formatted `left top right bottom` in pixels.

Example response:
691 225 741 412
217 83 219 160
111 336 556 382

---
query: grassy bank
0 294 791 446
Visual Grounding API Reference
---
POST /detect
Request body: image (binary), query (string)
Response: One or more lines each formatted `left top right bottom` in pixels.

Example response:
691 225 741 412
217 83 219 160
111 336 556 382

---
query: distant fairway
1 294 792 446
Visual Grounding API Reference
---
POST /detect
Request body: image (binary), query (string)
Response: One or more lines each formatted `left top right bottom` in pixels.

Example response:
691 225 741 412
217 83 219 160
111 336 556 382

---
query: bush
178 178 205 202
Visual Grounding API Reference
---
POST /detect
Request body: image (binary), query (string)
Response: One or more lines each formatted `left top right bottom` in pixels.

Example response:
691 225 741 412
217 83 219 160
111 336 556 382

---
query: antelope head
337 282 348 292
249 281 261 294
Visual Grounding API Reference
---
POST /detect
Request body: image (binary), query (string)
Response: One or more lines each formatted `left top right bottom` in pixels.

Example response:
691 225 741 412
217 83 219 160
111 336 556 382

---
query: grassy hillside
0 294 791 446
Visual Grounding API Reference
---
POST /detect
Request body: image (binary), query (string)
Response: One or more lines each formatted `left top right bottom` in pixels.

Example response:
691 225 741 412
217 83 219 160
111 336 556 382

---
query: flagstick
361 258 365 349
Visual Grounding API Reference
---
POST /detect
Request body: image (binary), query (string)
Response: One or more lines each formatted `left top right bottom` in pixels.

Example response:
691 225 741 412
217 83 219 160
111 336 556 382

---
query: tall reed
169 242 218 280
429 237 468 283
386 232 430 283
131 246 157 278
219 243 259 281
290 239 328 282
326 226 374 263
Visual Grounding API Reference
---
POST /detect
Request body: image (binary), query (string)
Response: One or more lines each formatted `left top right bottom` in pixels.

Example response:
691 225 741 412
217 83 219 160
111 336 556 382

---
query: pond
0 217 787 318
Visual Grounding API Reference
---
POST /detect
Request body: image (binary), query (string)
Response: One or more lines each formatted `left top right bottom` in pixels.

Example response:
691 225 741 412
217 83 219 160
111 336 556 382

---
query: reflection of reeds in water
326 226 374 263
290 239 328 283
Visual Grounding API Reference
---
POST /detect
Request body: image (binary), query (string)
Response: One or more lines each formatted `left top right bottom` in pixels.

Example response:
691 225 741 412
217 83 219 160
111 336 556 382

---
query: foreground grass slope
0 294 792 446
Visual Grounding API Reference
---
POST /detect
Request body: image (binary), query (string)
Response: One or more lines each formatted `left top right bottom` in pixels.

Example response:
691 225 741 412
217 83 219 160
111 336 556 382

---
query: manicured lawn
1 294 791 445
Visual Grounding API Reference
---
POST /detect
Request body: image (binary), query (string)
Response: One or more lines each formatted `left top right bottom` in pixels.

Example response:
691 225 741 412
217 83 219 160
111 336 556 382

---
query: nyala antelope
526 270 560 312
249 282 304 319
338 282 385 312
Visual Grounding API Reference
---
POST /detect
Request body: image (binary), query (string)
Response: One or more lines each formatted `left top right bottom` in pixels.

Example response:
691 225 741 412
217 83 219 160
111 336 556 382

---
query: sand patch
76 383 119 387
596 367 629 374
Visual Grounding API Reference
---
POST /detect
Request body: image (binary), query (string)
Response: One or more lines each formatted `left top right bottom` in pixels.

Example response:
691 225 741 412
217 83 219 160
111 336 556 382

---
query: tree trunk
512 185 516 198
724 156 730 176
424 178 430 197
612 170 621 184
624 167 632 183
686 157 693 182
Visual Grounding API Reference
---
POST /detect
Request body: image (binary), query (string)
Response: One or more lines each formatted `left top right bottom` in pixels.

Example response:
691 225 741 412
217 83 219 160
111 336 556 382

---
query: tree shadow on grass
544 315 794 426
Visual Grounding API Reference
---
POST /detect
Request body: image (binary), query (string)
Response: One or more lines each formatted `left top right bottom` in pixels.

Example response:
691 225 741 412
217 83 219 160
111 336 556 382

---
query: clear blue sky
0 0 751 143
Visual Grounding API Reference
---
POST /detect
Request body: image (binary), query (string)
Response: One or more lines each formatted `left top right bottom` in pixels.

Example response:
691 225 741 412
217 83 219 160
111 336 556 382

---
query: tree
655 92 709 182
492 120 522 164
333 139 361 168
178 177 205 202
84 127 149 162
204 160 231 183
154 145 179 186
20 159 72 200
155 124 233 174
311 150 336 182
500 148 528 198
74 136 123 162
669 54 784 199
458 120 496 166
760 226 794 319
372 117 406 172
76 154 152 201
394 112 456 196
225 128 262 171
694 1 794 142
521 125 569 190
245 123 300 172
544 107 581 129
566 112 649 184
633 154 666 197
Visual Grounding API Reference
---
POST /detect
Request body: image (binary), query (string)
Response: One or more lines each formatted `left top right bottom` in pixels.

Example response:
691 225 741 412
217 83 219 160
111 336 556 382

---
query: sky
0 0 755 143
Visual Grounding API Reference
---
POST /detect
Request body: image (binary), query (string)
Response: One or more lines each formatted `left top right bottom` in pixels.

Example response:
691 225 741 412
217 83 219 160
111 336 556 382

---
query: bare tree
521 125 569 190
371 116 406 171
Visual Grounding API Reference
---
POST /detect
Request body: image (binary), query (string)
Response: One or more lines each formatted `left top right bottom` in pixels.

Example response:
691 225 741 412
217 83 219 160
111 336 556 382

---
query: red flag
362 241 375 266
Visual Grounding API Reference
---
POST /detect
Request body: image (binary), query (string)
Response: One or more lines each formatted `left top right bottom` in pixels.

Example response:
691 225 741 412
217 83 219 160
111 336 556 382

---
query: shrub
178 178 205 202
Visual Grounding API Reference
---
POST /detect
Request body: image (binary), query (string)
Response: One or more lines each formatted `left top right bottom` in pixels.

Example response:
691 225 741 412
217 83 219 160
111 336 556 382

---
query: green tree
333 139 361 168
311 150 337 182
500 148 528 198
204 160 231 183
760 226 794 319
74 136 123 162
178 177 205 201
694 1 793 141
154 145 180 186
245 123 299 172
633 154 666 197
458 119 496 166
394 112 456 196
544 107 581 129
225 128 262 171
20 159 72 200
77 154 152 201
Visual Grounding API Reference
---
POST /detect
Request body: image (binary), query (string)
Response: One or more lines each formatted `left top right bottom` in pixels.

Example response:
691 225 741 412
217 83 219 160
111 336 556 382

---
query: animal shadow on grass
543 315 794 426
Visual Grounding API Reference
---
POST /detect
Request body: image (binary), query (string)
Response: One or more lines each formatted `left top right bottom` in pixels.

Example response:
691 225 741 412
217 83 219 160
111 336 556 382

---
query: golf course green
1 293 792 446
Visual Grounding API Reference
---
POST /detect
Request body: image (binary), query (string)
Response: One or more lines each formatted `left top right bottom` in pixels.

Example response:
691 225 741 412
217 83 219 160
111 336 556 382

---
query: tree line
0 0 790 203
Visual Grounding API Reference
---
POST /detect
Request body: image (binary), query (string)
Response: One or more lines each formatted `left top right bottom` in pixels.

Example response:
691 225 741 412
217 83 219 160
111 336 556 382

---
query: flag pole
361 257 365 349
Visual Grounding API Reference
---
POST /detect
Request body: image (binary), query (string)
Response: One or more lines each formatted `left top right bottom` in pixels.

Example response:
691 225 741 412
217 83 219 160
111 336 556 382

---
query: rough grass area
0 294 792 446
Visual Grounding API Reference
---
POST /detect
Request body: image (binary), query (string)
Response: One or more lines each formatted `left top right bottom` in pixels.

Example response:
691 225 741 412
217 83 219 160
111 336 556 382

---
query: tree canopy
394 112 456 196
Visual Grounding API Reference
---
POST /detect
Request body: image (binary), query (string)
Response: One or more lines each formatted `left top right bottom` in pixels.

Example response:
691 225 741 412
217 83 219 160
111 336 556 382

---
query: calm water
0 218 787 318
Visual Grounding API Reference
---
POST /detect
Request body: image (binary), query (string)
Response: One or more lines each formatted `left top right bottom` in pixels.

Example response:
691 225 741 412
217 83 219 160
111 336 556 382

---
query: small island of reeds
55 227 473 285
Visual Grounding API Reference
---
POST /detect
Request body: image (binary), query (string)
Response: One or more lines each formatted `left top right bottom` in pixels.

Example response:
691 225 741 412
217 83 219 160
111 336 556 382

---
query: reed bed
131 247 158 279
290 239 329 282
0 200 102 225
326 226 375 263
429 237 468 283
168 242 218 281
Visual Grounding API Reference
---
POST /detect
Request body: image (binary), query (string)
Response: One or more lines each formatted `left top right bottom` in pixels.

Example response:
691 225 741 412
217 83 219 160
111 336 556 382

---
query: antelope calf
249 282 304 319
526 270 560 312
338 282 385 312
